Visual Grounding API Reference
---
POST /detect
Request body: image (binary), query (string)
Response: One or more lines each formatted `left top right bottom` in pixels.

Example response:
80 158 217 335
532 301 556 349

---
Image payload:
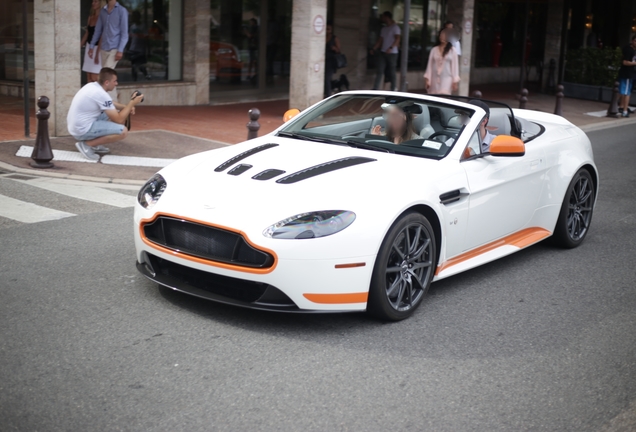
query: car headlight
138 174 167 209
263 210 356 239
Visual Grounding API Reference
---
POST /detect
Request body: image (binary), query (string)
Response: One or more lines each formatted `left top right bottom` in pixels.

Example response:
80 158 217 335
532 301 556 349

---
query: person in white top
370 11 401 91
67 67 143 161
444 21 462 56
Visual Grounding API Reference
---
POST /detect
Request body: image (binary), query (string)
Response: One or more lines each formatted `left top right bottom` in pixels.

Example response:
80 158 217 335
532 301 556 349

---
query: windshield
278 94 475 160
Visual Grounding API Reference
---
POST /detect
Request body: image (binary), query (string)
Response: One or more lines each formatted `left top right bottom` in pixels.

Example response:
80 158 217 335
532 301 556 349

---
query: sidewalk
1 87 634 183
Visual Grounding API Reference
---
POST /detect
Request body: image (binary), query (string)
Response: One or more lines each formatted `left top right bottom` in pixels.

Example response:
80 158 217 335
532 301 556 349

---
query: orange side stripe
335 262 366 269
139 212 278 275
303 292 368 304
435 227 551 275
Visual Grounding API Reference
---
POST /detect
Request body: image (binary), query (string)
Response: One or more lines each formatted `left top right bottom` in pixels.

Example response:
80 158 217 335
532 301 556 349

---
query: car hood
153 136 453 231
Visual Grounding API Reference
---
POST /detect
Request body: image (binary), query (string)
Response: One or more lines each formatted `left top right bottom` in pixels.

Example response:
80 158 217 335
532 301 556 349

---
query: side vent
252 169 286 181
276 157 376 184
228 164 253 176
214 143 279 172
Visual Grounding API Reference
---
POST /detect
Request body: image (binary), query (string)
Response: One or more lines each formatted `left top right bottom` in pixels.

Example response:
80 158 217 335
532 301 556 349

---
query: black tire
552 169 595 248
367 212 437 321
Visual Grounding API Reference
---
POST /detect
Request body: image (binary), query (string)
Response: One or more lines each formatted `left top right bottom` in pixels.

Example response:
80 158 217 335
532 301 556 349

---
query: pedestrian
618 35 636 117
444 21 462 56
127 10 151 81
67 68 143 161
370 11 401 91
423 28 460 95
324 21 341 98
244 18 259 82
80 0 104 83
87 0 128 102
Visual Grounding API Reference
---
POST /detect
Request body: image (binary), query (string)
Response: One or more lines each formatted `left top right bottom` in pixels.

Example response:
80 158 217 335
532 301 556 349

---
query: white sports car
134 91 598 320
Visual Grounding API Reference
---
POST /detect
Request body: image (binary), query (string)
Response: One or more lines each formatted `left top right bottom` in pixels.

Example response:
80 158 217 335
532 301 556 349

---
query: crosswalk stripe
15 145 97 163
0 194 76 223
20 178 136 208
15 145 176 168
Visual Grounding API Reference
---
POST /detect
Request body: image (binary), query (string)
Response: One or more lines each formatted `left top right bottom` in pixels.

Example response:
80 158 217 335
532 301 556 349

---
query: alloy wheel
384 223 433 312
567 175 594 241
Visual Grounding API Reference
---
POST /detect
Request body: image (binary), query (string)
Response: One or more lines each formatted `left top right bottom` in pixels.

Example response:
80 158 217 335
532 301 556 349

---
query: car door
461 130 546 251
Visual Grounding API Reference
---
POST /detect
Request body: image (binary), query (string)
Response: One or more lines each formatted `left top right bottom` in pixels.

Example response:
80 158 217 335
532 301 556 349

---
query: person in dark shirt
618 35 636 117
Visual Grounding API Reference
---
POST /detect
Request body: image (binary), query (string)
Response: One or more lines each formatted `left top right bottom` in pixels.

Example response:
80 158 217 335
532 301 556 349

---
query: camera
131 90 144 103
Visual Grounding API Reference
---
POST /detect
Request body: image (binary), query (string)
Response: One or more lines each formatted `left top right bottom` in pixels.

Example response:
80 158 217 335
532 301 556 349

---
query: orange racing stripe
303 292 369 304
435 227 551 275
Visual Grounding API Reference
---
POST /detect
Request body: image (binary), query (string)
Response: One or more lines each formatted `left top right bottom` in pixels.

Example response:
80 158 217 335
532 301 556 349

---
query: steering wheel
428 131 458 143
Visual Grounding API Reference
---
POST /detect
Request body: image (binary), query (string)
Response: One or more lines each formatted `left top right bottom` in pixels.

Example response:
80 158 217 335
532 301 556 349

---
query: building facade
2 0 635 136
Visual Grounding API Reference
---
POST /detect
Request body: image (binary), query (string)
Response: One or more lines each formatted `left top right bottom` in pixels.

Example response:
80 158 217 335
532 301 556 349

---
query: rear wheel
552 169 595 248
368 212 436 321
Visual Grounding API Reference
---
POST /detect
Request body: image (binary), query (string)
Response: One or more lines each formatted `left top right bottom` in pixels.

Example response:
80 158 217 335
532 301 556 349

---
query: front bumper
136 250 374 313
137 251 303 312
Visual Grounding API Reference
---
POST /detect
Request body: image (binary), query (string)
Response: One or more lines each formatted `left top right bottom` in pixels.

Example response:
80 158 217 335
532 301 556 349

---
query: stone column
34 0 80 137
183 0 210 104
333 0 371 91
289 0 327 110
447 0 474 97
542 0 564 92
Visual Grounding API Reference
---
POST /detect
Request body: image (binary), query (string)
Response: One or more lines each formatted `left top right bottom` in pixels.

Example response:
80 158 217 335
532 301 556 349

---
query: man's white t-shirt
380 23 401 54
67 82 115 137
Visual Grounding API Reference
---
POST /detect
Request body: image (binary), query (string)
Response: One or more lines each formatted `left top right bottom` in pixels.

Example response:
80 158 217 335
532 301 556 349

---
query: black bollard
247 108 260 140
519 88 528 109
471 90 482 99
30 96 54 169
606 81 620 118
554 84 564 116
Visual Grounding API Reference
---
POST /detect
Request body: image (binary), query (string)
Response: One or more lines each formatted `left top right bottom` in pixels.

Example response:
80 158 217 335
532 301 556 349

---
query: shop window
84 0 183 83
367 0 446 71
473 0 547 69
0 0 34 82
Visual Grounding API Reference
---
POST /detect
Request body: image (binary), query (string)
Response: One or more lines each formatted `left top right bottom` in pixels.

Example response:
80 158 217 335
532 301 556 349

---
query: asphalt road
1 123 635 432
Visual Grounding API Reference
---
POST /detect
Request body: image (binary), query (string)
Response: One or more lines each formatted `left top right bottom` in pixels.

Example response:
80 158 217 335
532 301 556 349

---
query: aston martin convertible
134 91 598 320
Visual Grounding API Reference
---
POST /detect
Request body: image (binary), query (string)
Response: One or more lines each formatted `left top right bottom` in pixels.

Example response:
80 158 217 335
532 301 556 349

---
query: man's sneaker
93 145 110 155
622 111 629 118
75 141 99 161
618 108 624 115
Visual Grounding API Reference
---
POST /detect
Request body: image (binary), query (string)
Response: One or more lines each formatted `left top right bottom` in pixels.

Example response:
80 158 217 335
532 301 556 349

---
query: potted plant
563 47 622 101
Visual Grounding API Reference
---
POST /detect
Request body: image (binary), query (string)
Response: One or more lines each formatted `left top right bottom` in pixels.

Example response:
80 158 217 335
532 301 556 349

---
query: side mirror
283 108 300 123
489 135 525 157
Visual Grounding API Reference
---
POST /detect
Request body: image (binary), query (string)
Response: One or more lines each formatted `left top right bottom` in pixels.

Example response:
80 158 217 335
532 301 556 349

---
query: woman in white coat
424 29 460 95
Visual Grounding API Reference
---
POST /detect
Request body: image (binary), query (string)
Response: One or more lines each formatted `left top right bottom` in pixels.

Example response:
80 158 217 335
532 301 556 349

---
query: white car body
134 91 598 314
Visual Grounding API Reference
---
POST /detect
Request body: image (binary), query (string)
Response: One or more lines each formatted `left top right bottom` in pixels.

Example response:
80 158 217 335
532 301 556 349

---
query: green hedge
564 47 622 87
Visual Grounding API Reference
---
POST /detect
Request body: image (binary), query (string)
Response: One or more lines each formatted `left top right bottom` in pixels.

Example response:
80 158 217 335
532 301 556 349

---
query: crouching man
67 67 144 161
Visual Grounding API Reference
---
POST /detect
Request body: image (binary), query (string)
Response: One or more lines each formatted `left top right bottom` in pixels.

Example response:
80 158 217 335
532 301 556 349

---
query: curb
579 116 636 133
0 160 146 186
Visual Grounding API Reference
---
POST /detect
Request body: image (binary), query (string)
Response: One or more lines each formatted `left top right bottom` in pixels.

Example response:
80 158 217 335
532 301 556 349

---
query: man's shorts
73 112 124 142
619 78 633 96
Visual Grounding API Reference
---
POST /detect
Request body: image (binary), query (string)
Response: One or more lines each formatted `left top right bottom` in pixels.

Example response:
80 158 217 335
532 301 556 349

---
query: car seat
413 104 436 139
486 108 513 136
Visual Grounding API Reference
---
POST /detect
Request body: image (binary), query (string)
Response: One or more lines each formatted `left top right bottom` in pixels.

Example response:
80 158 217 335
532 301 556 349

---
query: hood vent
252 169 286 180
276 157 376 184
228 164 252 176
214 143 279 172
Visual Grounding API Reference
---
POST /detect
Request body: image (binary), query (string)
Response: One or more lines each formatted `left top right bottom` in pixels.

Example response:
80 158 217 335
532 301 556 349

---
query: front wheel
552 169 595 248
367 212 437 321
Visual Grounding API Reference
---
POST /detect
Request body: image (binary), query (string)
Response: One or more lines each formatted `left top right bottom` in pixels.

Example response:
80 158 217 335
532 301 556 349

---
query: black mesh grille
147 254 270 303
143 217 274 268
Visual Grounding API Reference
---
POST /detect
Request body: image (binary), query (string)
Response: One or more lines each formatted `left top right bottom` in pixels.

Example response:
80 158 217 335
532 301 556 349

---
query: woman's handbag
335 53 348 69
